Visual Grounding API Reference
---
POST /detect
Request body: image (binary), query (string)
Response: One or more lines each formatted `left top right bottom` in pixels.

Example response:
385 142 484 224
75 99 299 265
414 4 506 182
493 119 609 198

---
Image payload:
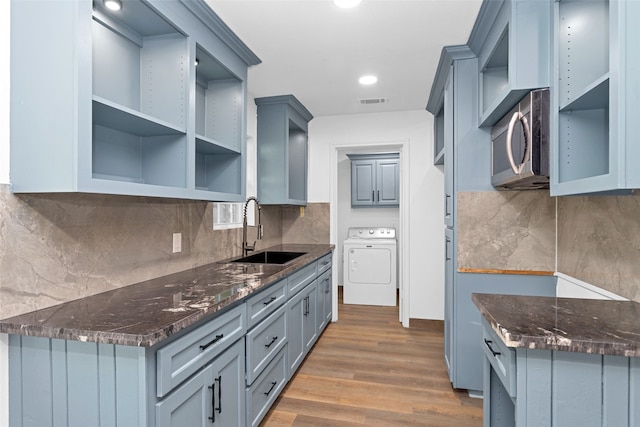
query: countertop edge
472 293 640 358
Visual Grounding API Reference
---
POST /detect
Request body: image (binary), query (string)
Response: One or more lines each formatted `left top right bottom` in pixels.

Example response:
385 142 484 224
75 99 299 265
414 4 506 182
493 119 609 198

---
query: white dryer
343 227 397 306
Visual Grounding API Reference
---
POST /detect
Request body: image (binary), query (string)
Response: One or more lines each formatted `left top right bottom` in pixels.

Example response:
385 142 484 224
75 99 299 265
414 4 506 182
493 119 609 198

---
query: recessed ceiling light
104 0 122 11
334 0 362 8
359 75 378 85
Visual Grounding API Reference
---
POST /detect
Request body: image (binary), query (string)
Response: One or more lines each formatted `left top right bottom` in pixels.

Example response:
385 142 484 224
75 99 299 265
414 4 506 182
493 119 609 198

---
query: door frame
330 140 410 327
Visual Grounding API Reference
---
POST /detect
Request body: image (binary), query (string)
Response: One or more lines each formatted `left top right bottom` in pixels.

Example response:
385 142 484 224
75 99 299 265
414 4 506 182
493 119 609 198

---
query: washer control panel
347 227 396 239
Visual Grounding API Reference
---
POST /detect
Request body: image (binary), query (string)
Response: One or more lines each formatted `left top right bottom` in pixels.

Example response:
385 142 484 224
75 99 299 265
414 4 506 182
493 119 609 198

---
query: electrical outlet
172 233 182 253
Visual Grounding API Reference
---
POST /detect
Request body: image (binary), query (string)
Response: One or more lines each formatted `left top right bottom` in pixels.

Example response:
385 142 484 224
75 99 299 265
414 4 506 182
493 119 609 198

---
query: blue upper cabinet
468 0 552 127
347 154 399 208
10 0 260 202
550 0 640 196
255 95 313 206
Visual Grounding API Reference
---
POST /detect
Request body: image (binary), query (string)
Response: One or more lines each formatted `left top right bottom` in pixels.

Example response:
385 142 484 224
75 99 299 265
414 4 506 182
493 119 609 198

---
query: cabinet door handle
445 237 451 261
215 375 222 415
264 381 277 397
208 382 216 423
484 338 501 357
377 190 380 202
200 334 224 351
304 296 310 316
372 190 375 202
445 194 451 216
265 336 278 348
263 296 277 306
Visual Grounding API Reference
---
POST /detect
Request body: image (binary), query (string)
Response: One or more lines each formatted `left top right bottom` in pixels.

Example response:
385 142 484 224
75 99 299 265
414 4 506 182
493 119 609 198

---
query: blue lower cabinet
6 253 335 426
156 339 246 427
286 279 318 380
482 320 640 427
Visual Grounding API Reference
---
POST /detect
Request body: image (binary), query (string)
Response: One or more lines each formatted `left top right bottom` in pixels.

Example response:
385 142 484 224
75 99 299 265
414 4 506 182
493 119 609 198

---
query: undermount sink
230 251 306 265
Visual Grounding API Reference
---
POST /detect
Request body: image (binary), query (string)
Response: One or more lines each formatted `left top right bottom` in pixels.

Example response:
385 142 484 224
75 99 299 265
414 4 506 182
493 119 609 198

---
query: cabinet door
210 340 246 426
286 290 305 379
156 340 245 427
303 281 318 352
376 159 399 206
444 228 454 382
351 160 376 206
156 365 214 427
443 66 455 228
316 269 332 332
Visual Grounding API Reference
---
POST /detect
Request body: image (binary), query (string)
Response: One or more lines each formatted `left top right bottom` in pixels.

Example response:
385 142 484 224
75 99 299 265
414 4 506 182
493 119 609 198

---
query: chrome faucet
242 196 263 256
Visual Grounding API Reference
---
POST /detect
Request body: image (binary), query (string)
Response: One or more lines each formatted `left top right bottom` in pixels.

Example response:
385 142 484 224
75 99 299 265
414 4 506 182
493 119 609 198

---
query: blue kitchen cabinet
427 43 556 393
468 0 552 127
286 279 318 380
348 153 400 207
10 0 260 202
317 268 333 332
482 318 640 427
550 0 640 196
156 339 245 427
255 95 313 206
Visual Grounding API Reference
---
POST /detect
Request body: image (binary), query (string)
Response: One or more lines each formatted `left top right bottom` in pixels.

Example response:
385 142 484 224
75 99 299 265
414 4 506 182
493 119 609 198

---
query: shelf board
92 96 185 137
195 134 241 155
560 73 610 112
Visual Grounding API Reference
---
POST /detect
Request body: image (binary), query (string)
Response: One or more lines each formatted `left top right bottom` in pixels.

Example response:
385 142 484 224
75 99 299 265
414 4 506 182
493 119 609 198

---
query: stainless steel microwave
491 89 550 190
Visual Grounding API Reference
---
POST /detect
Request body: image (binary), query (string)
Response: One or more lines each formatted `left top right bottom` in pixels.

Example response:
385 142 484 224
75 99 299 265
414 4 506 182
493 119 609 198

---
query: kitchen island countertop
472 293 640 357
0 244 333 347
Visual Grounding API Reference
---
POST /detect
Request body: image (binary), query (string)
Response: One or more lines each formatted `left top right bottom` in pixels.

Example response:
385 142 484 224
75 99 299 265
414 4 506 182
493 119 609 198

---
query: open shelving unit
551 0 639 195
10 0 260 201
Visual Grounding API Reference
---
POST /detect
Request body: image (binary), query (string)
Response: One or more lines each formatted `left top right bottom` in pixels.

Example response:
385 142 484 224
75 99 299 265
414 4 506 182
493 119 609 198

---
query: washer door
347 247 392 284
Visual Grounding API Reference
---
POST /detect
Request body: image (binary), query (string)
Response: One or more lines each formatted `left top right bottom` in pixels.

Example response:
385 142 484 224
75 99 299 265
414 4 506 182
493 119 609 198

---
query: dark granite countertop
472 293 640 357
0 244 333 347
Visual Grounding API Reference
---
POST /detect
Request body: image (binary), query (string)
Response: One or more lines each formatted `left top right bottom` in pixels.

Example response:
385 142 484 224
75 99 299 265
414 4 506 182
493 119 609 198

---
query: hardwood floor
261 291 483 426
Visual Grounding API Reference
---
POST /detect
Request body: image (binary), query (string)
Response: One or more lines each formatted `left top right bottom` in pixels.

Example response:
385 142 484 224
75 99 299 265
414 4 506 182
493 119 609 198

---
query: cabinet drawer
246 278 287 329
317 253 332 274
246 347 287 427
246 304 287 385
482 319 516 397
288 261 317 296
156 304 246 397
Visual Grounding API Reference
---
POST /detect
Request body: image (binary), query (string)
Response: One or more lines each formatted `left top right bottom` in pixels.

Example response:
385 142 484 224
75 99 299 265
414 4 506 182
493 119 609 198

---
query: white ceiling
207 0 482 117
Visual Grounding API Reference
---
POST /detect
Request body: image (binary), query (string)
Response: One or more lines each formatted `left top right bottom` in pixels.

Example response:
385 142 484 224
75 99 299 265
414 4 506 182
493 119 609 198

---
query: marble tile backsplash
0 185 304 319
457 191 556 272
557 193 640 302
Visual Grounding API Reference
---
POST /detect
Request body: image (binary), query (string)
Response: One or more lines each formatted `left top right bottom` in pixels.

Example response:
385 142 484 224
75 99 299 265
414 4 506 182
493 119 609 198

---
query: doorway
330 141 410 327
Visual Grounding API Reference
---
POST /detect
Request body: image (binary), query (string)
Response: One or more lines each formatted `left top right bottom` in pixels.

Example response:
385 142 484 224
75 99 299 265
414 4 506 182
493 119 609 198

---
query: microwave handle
506 111 531 175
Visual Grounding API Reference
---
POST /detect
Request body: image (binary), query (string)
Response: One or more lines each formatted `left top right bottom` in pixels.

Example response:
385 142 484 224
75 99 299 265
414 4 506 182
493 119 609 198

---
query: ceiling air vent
360 98 388 105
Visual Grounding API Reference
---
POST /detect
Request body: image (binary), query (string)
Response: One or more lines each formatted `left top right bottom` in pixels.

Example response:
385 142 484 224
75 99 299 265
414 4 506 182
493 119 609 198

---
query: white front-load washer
343 227 397 306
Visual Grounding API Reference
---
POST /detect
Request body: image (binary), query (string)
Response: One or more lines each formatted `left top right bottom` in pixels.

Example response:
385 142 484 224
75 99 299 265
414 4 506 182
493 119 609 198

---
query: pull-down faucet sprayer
242 196 263 256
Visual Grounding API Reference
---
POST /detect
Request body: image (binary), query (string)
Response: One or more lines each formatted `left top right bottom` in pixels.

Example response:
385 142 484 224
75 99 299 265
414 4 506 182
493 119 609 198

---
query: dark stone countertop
472 293 640 357
0 244 333 347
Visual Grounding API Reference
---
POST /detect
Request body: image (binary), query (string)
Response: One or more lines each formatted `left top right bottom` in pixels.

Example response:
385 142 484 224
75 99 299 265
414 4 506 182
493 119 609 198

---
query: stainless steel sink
230 251 306 265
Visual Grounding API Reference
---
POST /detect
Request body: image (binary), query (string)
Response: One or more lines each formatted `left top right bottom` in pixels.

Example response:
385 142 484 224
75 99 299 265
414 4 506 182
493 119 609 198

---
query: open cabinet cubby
433 104 445 165
480 27 509 117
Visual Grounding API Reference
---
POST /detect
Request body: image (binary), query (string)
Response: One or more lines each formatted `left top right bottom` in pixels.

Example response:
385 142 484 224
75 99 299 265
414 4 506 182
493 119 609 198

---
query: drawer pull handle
265 336 278 348
484 338 501 357
263 296 277 306
200 334 224 351
321 261 330 266
264 381 277 397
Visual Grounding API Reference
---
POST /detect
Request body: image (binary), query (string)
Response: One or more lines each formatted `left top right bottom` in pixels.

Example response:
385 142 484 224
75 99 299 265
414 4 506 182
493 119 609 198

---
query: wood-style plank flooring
261 290 483 426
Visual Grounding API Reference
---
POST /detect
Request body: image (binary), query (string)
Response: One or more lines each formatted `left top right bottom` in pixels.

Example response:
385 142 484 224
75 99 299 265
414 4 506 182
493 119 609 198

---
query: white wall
308 110 445 320
1 1 10 425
